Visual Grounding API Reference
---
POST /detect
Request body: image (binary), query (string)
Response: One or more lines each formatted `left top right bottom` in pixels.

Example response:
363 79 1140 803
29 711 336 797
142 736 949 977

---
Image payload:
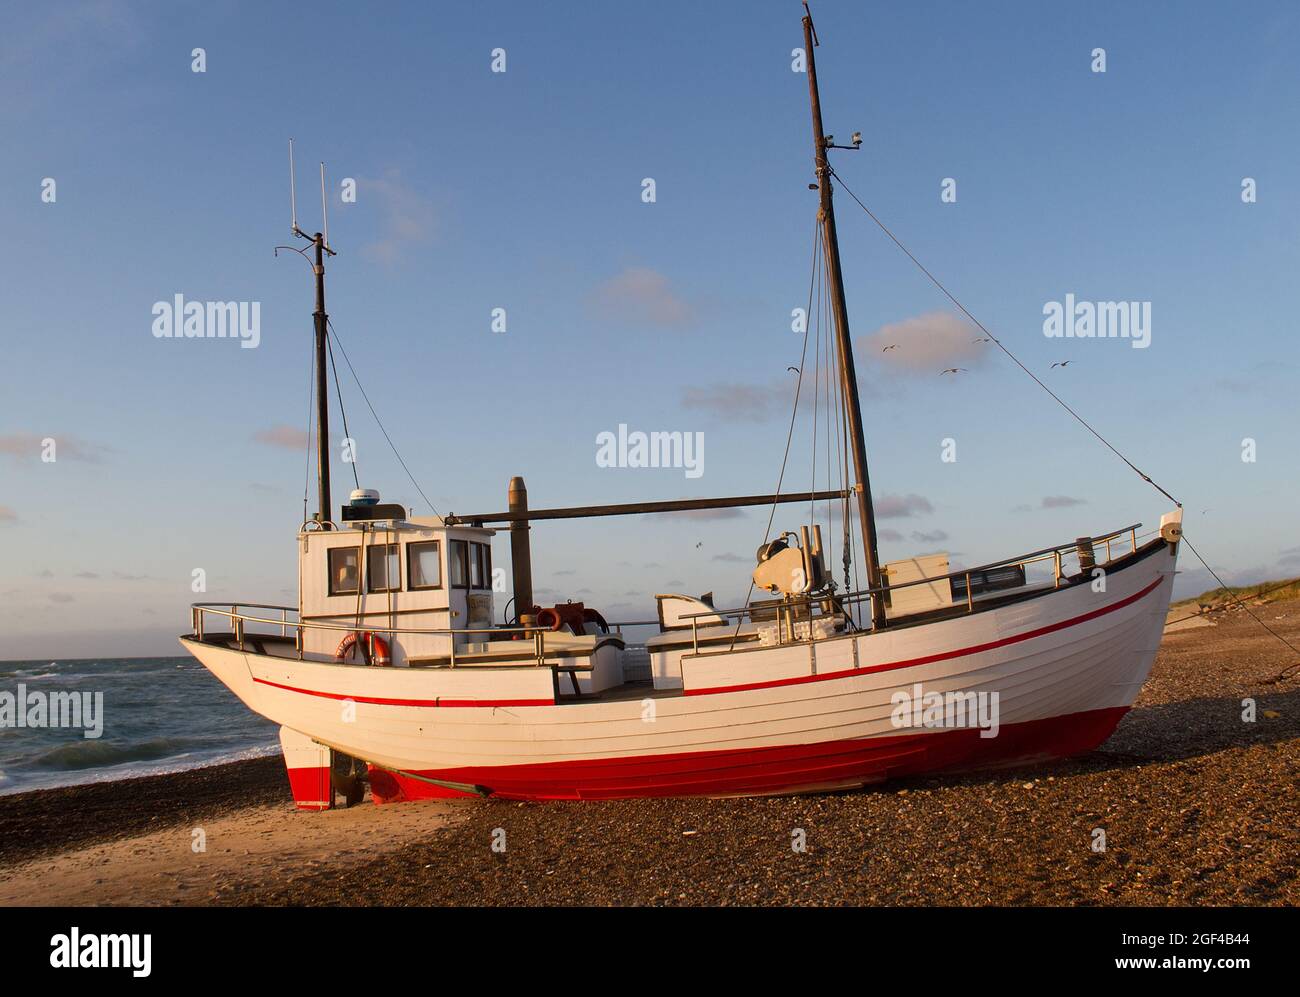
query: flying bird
1050 361 1074 368
881 344 898 352
787 366 800 373
940 368 967 375
973 337 992 344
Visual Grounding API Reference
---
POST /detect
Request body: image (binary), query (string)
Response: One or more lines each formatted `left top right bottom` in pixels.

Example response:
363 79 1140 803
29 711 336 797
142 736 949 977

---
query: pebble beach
3 598 1297 907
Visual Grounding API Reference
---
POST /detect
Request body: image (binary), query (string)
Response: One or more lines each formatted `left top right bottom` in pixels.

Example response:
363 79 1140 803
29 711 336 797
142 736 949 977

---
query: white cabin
299 515 498 666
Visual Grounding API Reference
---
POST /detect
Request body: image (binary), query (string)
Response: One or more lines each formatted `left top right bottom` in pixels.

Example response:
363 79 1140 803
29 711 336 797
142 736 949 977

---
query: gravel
213 597 1300 906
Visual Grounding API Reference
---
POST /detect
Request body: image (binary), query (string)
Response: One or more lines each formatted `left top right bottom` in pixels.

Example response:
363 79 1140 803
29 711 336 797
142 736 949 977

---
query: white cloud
876 493 934 518
253 425 309 450
859 311 986 375
591 267 693 327
359 171 436 265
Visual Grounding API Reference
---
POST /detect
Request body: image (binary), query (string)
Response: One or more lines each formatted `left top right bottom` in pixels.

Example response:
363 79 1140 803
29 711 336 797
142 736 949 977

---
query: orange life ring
535 608 564 632
335 630 391 666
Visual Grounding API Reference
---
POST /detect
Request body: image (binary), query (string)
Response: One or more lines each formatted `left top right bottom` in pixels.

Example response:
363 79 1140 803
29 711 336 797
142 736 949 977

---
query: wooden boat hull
180 539 1176 802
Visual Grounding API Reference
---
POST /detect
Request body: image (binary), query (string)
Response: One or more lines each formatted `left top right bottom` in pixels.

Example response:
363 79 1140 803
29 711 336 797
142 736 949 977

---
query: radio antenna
320 161 331 252
278 139 337 529
288 138 302 237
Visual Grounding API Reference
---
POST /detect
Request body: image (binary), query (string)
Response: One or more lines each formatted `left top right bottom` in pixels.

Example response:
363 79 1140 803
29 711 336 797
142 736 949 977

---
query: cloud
359 170 436 265
49 592 75 604
876 493 934 519
681 381 784 422
74 571 99 579
911 529 949 544
0 505 16 523
858 311 985 375
0 432 101 463
712 552 749 563
591 267 693 327
1042 495 1087 509
553 569 576 576
1279 546 1300 566
878 528 904 542
253 425 309 450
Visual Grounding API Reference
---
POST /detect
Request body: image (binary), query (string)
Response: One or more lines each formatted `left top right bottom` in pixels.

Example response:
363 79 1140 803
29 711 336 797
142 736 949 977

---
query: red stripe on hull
252 676 553 709
686 576 1165 697
366 705 1129 803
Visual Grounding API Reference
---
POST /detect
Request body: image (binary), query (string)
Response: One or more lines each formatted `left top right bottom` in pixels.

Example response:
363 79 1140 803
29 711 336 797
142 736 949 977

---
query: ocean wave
0 741 281 795
29 737 206 771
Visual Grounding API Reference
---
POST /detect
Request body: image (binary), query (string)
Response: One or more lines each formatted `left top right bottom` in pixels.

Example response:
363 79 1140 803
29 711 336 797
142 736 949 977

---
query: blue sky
1 0 1297 658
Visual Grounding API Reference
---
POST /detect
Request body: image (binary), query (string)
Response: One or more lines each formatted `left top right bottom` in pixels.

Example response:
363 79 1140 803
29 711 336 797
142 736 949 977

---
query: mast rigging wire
326 333 361 492
729 218 826 650
326 317 441 519
827 167 1298 674
827 165 1180 508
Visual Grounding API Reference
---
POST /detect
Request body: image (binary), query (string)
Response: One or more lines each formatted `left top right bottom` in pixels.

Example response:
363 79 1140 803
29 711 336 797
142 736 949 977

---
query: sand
0 794 466 906
2 595 1297 906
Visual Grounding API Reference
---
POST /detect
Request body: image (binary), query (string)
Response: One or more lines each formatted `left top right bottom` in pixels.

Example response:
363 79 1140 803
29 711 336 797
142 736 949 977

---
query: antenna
320 161 331 252
283 139 336 255
277 139 338 530
288 138 300 236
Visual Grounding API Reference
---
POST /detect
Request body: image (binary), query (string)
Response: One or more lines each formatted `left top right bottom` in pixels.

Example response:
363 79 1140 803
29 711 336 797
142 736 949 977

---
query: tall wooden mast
311 231 332 529
286 141 337 529
801 6 886 628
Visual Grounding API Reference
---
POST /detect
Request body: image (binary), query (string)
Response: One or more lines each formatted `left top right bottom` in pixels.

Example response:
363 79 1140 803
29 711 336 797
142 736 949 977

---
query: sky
1 0 1297 658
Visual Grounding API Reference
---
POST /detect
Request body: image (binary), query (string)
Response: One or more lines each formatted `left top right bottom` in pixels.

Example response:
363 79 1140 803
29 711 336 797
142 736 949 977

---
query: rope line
828 167 1180 507
326 317 441 518
827 166 1300 676
729 217 825 651
1179 537 1300 681
326 333 361 492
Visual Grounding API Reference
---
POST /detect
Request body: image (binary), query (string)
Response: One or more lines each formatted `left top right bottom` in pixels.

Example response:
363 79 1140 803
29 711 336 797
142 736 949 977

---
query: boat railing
677 522 1151 654
189 603 554 668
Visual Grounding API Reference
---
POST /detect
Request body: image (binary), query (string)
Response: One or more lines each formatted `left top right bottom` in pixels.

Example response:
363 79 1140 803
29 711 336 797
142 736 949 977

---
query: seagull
787 366 800 373
881 344 898 352
973 337 992 344
940 368 967 375
1050 360 1073 368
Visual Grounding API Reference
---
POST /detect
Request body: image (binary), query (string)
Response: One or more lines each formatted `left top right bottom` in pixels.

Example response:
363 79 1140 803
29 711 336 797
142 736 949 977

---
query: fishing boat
181 8 1183 808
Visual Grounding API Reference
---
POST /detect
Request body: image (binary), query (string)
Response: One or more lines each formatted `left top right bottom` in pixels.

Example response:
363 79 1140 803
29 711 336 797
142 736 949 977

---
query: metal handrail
676 521 1148 652
680 521 1141 620
190 602 553 668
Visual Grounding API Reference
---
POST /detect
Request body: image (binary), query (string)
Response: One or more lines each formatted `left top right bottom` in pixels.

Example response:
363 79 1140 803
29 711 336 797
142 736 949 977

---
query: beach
2 598 1297 907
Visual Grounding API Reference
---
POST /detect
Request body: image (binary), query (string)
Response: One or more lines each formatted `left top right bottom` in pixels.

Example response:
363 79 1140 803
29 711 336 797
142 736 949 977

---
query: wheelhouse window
472 542 492 590
449 540 470 589
328 546 361 596
367 543 400 592
407 541 442 590
450 539 491 590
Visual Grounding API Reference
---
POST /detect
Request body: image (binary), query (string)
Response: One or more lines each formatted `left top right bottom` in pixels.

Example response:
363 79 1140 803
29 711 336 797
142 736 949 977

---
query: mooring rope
829 166 1299 676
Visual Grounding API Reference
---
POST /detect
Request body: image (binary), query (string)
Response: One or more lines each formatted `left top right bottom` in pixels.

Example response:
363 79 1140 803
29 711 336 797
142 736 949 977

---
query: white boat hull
181 540 1176 801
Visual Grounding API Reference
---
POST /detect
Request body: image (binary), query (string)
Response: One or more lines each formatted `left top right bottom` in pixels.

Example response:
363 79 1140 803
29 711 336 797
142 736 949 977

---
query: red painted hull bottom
366 706 1130 803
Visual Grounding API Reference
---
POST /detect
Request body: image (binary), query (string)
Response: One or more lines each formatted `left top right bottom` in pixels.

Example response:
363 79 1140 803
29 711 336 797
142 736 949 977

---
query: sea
0 656 280 796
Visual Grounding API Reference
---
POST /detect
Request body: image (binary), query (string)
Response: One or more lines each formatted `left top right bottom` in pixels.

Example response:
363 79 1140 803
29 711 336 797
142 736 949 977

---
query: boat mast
801 6 886 628
312 231 332 529
286 141 337 529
